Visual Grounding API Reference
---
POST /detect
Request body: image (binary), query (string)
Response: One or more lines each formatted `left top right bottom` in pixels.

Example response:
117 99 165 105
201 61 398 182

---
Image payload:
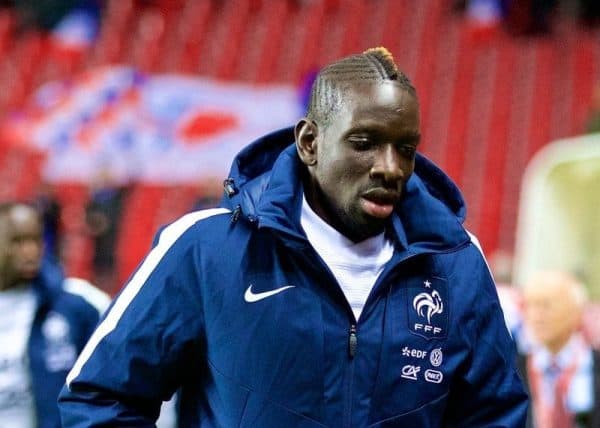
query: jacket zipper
348 324 357 358
344 324 357 427
278 234 471 426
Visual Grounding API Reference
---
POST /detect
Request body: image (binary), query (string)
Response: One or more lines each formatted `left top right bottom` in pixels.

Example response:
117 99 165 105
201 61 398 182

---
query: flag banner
3 67 301 184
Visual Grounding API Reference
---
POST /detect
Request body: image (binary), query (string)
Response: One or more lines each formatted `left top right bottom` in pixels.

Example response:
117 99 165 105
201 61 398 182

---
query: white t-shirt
0 286 36 428
301 196 395 321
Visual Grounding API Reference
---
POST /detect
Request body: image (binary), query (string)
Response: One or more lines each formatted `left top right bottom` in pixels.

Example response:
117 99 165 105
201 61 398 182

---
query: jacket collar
30 259 65 309
223 127 470 255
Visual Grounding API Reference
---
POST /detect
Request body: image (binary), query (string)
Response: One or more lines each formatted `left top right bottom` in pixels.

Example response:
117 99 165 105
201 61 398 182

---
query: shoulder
145 208 233 262
36 279 108 341
433 231 498 312
154 208 232 245
434 230 490 276
62 277 111 315
130 208 239 284
456 230 492 274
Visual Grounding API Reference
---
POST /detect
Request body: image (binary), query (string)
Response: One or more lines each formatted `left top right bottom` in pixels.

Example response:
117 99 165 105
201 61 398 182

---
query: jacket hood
221 127 470 252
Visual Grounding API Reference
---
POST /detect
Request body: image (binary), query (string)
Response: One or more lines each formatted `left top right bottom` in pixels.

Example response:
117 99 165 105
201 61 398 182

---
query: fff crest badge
407 277 448 340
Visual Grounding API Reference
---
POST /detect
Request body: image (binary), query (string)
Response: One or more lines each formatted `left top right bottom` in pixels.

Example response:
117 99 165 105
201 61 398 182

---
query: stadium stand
0 0 598 294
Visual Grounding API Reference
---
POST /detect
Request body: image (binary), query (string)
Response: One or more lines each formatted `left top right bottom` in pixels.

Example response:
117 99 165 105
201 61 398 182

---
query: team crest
407 277 448 340
42 312 77 372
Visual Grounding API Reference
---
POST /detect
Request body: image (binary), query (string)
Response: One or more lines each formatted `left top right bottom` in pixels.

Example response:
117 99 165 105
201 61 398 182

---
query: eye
400 145 417 160
348 136 374 151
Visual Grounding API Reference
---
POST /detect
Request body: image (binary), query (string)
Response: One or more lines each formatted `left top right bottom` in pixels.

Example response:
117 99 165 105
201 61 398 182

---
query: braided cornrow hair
306 47 417 126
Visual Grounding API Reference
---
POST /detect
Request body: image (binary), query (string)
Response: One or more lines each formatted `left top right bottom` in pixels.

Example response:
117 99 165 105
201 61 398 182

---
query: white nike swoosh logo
244 284 295 303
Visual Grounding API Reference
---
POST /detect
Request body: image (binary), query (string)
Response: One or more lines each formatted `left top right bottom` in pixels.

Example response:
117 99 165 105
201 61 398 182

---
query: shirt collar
300 194 393 263
531 333 588 371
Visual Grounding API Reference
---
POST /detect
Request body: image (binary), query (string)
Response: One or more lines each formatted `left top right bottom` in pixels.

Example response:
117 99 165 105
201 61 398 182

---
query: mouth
360 188 401 219
19 262 41 278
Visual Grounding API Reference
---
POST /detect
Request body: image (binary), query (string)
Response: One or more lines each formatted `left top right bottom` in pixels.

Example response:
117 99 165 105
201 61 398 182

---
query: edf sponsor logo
402 346 427 359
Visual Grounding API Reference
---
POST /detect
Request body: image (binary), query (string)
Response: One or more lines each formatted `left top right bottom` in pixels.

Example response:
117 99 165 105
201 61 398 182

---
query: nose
369 144 404 184
19 238 42 260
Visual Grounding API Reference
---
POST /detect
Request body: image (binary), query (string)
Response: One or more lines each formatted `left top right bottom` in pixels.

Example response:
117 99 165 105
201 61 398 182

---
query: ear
295 118 318 167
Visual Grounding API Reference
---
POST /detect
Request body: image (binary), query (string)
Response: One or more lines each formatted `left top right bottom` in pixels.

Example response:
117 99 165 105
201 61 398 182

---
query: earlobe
295 118 318 166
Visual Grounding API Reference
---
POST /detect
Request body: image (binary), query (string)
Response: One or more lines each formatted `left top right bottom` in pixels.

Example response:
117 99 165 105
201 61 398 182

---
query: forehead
524 281 572 304
333 81 419 132
7 206 42 237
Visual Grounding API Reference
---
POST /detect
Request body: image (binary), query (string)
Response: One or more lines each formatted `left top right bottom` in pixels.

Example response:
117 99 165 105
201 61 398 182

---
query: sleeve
58 216 207 427
444 246 529 427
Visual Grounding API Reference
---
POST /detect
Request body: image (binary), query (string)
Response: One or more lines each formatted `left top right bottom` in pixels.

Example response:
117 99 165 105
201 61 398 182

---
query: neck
303 180 384 243
0 276 29 292
545 333 574 355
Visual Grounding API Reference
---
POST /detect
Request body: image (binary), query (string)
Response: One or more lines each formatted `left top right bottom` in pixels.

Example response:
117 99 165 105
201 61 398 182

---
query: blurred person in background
11 0 100 33
0 202 109 428
32 181 62 263
465 0 507 28
59 47 526 427
489 249 526 340
85 167 128 293
190 178 223 212
505 0 558 34
518 271 600 427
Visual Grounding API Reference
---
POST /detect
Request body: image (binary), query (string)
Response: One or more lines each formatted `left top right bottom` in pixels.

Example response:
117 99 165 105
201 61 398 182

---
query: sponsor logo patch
430 348 443 367
42 312 76 372
402 346 428 359
401 365 421 381
424 369 444 383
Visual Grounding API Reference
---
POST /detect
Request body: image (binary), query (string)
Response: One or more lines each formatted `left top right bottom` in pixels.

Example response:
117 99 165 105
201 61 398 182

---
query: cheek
332 158 361 181
525 306 547 325
318 155 362 187
399 158 416 179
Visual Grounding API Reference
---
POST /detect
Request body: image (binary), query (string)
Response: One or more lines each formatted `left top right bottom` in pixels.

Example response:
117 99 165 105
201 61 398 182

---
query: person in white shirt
0 202 109 428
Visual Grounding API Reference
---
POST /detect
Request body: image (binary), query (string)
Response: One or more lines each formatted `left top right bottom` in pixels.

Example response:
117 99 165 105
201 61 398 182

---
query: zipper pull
230 205 242 223
223 178 238 197
348 325 357 358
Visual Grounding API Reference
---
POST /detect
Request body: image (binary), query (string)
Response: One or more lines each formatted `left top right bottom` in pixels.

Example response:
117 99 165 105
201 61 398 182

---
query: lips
360 188 401 219
19 261 41 279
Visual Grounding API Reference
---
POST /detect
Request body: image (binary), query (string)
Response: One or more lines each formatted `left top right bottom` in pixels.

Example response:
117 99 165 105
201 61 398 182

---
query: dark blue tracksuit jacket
59 128 528 427
24 261 104 428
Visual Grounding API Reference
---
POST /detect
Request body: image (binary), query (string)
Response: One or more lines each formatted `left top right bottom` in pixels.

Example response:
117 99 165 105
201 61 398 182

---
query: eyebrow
406 134 421 144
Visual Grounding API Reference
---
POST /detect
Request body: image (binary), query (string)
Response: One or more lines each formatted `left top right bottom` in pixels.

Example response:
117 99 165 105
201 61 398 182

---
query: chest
199 243 469 419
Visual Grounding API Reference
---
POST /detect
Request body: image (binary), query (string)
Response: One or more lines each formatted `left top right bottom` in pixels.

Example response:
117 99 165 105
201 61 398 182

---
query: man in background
0 202 109 428
519 271 600 427
85 168 128 293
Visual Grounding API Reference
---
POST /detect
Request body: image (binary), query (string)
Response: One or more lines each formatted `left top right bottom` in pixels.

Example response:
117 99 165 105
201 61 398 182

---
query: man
59 48 527 426
518 271 599 427
0 202 109 427
84 166 128 293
